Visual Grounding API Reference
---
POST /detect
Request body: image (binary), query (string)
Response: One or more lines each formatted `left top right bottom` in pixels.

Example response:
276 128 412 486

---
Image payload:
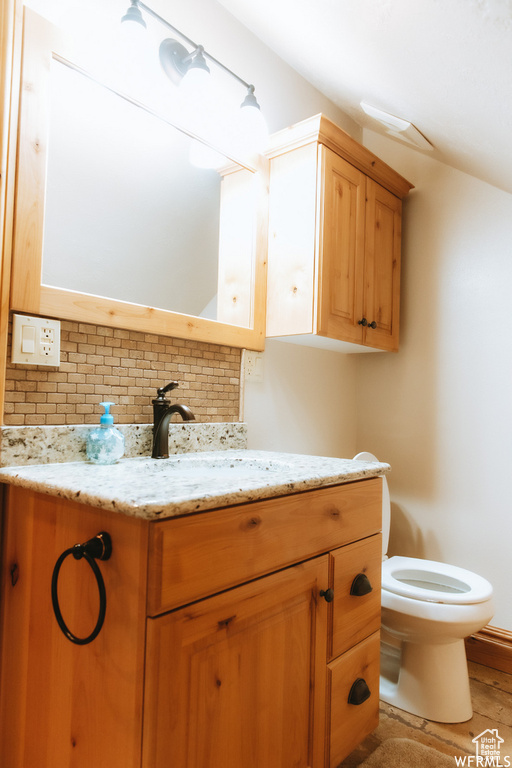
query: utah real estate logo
454 729 510 767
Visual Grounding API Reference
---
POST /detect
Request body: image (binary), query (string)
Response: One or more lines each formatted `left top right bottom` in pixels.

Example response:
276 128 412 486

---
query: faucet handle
156 381 179 399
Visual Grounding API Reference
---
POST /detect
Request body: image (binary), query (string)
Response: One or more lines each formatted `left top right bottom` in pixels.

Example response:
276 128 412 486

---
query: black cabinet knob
367 321 377 329
348 678 371 705
357 317 368 326
319 588 334 603
350 573 373 596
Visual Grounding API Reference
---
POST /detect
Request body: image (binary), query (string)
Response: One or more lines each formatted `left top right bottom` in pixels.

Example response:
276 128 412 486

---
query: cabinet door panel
364 179 402 351
0 487 147 768
317 146 366 343
143 557 329 768
329 534 382 660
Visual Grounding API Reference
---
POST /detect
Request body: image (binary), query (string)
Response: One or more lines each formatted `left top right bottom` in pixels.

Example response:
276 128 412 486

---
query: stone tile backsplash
4 318 241 426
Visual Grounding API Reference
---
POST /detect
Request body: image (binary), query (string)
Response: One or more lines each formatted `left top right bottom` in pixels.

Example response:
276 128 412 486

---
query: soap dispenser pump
86 402 125 465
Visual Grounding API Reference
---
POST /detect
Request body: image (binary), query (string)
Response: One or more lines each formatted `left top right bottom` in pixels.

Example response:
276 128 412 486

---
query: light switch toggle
21 324 36 354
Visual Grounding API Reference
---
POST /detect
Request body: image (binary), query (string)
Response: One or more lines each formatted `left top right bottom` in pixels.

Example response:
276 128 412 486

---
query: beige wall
244 126 512 632
355 130 512 631
243 340 358 458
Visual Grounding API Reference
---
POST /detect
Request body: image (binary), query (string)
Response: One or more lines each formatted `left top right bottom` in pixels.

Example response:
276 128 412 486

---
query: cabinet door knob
348 678 371 705
357 317 368 326
367 321 377 329
319 587 334 603
350 573 373 596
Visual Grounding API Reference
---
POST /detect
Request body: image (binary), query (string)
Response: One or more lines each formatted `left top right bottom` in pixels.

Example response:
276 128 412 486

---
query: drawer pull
319 587 334 603
350 573 373 597
348 677 371 705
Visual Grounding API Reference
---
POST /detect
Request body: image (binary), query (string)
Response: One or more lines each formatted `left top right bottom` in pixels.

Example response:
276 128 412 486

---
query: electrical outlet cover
11 314 61 366
243 350 264 383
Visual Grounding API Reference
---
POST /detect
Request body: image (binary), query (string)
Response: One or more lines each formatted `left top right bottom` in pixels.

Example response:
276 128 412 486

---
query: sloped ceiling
218 0 512 194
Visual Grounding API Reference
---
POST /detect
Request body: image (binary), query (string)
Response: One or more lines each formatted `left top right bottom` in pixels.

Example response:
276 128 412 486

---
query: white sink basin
135 453 293 478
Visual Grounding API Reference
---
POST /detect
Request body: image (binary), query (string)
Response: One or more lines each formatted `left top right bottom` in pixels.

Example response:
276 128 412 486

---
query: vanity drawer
328 631 380 768
147 478 381 616
329 534 382 660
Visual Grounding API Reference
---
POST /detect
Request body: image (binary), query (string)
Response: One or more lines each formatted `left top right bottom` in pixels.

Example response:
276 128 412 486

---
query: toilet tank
353 452 390 559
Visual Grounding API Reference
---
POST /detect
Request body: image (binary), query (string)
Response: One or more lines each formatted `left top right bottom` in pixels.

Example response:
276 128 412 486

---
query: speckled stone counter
0 450 389 520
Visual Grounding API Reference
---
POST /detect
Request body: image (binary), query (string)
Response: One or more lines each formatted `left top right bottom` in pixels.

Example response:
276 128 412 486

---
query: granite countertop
0 450 389 521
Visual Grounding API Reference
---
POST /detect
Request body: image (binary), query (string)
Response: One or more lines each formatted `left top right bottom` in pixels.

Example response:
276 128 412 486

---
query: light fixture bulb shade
189 140 225 170
241 87 260 110
188 47 210 75
179 65 211 102
238 97 268 154
121 2 147 28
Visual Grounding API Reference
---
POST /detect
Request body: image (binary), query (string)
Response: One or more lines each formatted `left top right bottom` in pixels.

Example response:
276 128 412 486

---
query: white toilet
354 452 494 723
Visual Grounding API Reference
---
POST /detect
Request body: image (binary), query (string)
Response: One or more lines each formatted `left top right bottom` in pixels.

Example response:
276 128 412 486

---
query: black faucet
152 381 195 459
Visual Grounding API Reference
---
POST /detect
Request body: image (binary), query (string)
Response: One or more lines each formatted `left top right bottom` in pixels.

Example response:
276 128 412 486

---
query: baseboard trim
465 625 512 675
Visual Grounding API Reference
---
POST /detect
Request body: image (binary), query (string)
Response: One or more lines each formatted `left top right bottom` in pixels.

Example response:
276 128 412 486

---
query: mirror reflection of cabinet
10 8 268 350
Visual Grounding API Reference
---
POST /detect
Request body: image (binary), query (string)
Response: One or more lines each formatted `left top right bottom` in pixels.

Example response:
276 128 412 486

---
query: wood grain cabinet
265 114 413 353
0 478 383 768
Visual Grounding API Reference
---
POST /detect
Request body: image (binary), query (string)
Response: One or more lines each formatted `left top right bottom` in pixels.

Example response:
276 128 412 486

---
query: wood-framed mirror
10 7 268 350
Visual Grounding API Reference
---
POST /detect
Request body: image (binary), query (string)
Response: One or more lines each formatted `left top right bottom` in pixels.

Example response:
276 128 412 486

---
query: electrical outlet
243 350 264 383
11 315 61 366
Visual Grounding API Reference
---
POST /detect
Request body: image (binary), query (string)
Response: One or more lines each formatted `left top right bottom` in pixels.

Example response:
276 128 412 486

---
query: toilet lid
382 556 493 604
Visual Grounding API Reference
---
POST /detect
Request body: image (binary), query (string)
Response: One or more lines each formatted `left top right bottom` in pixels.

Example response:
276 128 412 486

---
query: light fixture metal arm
138 1 252 90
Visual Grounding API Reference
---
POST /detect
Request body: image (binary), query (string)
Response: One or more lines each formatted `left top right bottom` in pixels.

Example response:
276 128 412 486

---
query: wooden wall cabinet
266 115 413 353
0 478 382 768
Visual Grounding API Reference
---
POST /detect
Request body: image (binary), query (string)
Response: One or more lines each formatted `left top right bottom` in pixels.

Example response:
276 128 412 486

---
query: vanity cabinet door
142 556 329 768
0 487 148 768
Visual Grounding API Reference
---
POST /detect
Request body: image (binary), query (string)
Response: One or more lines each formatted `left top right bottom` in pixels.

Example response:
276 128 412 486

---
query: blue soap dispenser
86 402 125 465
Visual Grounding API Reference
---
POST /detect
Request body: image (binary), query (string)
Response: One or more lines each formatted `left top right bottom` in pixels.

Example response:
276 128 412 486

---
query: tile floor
340 662 512 766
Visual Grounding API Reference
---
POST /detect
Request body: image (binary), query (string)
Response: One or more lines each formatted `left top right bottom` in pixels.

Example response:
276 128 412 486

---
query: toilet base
380 638 473 723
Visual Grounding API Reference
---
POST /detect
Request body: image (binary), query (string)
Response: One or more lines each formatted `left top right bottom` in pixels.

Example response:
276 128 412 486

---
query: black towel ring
51 531 112 645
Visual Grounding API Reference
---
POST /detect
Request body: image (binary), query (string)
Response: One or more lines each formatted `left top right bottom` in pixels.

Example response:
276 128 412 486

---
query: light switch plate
11 314 61 366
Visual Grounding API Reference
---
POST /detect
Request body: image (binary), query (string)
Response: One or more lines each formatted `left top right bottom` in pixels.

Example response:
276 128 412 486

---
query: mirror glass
41 58 253 325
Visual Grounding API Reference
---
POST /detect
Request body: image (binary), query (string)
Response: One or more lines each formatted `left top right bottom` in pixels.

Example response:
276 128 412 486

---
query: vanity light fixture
120 0 268 154
159 40 210 87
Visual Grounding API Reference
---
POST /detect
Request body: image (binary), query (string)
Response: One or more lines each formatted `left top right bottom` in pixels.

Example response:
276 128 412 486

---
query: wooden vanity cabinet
143 557 329 768
265 114 412 353
0 478 382 768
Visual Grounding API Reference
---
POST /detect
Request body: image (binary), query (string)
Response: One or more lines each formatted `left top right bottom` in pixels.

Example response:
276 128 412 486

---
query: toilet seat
382 556 493 605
